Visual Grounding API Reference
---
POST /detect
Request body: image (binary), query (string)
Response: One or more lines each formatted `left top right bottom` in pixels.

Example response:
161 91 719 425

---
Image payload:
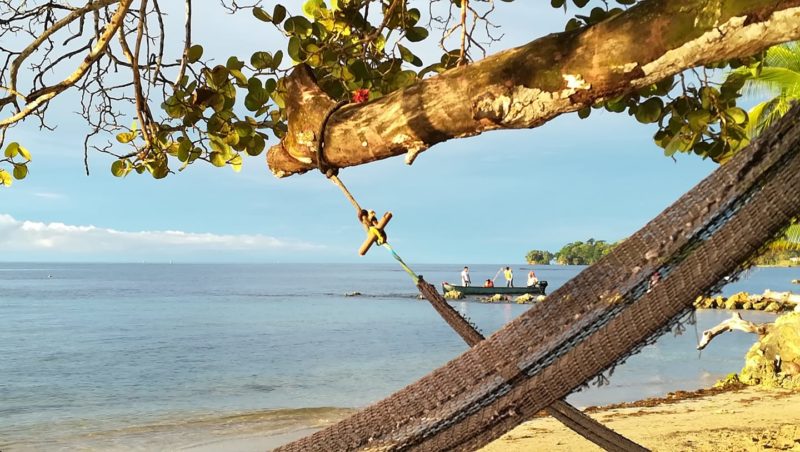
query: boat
441 281 548 296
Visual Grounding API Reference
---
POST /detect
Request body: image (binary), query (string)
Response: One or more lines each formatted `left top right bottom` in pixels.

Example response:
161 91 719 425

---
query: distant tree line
525 250 554 265
526 239 618 265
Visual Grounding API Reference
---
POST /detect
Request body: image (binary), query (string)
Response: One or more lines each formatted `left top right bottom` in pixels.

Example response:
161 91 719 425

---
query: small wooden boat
441 281 548 296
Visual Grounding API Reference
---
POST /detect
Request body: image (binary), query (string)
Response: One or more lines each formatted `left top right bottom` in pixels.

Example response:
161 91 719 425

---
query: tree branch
697 312 772 350
267 0 800 178
0 0 134 128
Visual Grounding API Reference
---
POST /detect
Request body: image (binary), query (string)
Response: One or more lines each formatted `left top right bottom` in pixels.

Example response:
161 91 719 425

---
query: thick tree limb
267 0 800 178
697 312 772 350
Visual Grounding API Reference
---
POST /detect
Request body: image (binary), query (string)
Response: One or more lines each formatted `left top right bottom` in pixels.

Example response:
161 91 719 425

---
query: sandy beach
481 387 800 452
182 386 800 451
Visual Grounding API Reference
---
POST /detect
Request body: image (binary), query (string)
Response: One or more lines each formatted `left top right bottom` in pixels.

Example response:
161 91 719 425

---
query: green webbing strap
381 243 419 284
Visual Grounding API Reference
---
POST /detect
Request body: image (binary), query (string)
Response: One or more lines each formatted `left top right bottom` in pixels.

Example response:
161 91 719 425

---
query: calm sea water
0 263 796 450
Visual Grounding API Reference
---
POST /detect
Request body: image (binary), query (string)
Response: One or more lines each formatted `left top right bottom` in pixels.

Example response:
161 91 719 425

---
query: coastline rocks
441 292 545 304
694 291 798 313
444 290 464 300
480 294 510 303
515 293 535 304
737 313 800 390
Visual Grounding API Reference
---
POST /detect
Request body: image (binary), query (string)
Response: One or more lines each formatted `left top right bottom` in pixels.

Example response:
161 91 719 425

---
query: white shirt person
461 266 471 286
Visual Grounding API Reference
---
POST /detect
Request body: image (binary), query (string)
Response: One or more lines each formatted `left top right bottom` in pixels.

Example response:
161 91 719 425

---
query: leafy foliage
725 42 800 139
555 239 617 265
525 249 554 265
0 0 791 185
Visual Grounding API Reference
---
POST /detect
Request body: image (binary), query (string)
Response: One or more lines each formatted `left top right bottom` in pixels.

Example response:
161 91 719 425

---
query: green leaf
284 16 313 37
163 96 187 119
664 128 695 157
12 164 27 180
245 87 270 112
0 169 12 187
348 60 369 82
405 26 429 42
687 109 712 131
634 97 663 124
226 56 245 71
210 151 227 167
724 107 748 125
233 121 254 138
272 51 284 69
207 65 229 90
229 68 248 86
187 44 203 63
251 51 273 70
229 154 243 172
389 70 417 90
398 44 423 67
573 0 590 7
302 0 324 18
272 4 287 24
246 134 266 156
288 37 302 62
116 131 136 143
111 160 127 177
252 6 272 22
4 142 19 158
17 144 31 161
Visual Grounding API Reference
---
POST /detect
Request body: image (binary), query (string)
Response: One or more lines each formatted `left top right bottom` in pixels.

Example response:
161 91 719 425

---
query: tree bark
267 0 800 178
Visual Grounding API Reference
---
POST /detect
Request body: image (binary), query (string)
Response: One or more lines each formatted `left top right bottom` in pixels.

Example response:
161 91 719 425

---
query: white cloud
33 192 65 200
0 214 323 258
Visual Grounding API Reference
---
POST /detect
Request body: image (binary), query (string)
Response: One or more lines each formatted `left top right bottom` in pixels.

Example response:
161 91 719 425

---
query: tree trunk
267 0 800 178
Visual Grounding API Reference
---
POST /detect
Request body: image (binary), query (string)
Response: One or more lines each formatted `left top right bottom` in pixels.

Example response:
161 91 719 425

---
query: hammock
277 103 800 451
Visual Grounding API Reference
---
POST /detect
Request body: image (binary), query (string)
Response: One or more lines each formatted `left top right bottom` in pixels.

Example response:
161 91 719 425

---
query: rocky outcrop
443 290 464 300
734 313 800 390
695 291 800 313
480 294 510 303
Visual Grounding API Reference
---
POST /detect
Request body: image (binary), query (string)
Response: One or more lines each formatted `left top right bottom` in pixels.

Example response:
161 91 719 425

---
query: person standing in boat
503 267 513 287
461 266 471 286
527 270 539 287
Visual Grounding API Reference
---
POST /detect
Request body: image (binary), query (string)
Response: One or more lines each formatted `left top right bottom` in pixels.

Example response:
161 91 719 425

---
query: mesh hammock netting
278 104 800 451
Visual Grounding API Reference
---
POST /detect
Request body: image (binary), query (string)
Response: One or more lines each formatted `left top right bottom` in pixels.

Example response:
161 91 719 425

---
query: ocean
0 263 796 450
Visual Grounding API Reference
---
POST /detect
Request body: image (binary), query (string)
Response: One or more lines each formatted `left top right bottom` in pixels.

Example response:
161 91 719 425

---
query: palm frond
740 67 800 99
765 42 800 72
748 97 785 137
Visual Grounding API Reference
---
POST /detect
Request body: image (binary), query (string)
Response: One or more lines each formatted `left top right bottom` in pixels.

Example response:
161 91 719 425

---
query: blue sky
0 2 719 263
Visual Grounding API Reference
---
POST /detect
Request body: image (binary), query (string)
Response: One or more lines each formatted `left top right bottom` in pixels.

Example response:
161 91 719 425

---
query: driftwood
697 313 772 350
762 290 800 307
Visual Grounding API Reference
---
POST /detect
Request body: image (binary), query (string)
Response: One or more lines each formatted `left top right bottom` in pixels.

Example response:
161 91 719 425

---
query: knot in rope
316 100 349 179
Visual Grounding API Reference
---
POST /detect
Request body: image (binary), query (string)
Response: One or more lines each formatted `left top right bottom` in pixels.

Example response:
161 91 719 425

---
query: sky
0 2 720 264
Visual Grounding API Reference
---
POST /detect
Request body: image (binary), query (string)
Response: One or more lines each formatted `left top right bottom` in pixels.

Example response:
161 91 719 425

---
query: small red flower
352 89 370 103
